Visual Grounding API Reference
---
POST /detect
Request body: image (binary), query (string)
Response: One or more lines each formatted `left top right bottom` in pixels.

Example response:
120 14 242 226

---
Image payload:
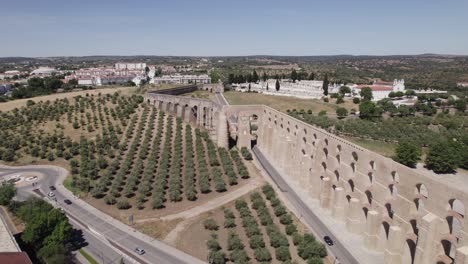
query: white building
30 67 57 77
115 63 147 70
233 79 341 99
150 74 211 85
350 79 406 101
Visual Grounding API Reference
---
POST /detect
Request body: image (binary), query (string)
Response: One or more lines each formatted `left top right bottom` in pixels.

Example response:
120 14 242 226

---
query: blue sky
2 0 467 57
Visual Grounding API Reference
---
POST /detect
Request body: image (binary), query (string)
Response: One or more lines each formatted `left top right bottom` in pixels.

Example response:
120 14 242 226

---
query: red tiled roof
0 252 33 264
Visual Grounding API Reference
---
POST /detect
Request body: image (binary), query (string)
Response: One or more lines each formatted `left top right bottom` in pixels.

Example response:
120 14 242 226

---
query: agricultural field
82 106 252 216
0 86 135 112
177 184 329 264
0 90 255 220
0 91 142 167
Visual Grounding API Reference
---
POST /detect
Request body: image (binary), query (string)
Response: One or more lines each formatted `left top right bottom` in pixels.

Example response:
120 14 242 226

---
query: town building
30 67 58 77
115 62 147 70
65 63 149 86
0 70 22 79
458 82 468 87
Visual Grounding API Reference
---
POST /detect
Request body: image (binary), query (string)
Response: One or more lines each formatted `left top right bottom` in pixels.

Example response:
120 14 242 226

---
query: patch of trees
9 198 74 264
12 77 63 99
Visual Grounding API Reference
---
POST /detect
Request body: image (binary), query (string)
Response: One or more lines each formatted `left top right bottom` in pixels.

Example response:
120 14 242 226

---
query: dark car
324 236 334 246
64 199 72 205
49 186 56 191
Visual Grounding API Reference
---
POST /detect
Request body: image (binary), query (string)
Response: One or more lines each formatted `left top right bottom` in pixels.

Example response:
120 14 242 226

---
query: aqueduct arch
145 90 468 264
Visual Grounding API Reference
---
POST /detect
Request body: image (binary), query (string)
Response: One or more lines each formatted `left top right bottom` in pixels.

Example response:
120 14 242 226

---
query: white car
48 191 55 197
135 247 145 255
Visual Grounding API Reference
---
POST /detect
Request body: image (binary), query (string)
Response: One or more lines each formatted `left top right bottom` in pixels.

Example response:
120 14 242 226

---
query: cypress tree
275 80 280 91
322 74 329 96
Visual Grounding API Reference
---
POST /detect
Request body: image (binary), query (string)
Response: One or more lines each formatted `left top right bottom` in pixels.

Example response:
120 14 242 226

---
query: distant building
457 82 468 87
0 84 12 95
1 70 22 79
351 79 405 101
30 67 57 77
233 79 340 99
150 74 211 85
115 63 147 70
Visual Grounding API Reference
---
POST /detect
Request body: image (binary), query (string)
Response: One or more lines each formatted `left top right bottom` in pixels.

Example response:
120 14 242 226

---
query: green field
224 91 356 113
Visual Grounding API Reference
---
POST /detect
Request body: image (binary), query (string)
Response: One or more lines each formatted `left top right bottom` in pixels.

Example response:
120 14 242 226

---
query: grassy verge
63 176 81 196
79 249 99 264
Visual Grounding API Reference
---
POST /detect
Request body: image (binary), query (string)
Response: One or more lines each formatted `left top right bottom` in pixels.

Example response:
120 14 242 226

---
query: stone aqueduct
144 91 468 264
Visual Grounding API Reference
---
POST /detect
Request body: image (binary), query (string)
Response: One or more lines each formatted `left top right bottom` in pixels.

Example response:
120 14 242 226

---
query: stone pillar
319 177 332 209
346 198 364 234
175 105 183 118
385 226 404 264
332 187 346 222
364 210 382 251
161 101 168 112
274 134 286 168
414 213 441 264
456 247 468 264
197 108 203 126
299 155 309 186
216 109 229 149
309 172 321 199
184 107 191 123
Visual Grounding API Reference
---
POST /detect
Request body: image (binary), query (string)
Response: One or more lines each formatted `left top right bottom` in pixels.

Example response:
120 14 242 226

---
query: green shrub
230 249 249 263
280 214 293 225
204 218 219 231
275 246 291 261
292 233 303 246
254 247 272 262
224 218 236 228
285 223 298 235
116 199 131 209
227 231 244 251
307 256 324 264
249 235 265 249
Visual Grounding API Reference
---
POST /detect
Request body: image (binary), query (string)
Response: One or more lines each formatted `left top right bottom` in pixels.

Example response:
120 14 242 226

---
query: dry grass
0 87 135 112
344 136 396 157
133 219 183 240
181 90 211 99
224 91 358 113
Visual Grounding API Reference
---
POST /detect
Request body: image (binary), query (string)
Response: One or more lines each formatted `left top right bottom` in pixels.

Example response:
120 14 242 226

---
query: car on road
135 247 145 255
324 236 334 246
63 199 72 205
49 186 56 191
48 191 55 197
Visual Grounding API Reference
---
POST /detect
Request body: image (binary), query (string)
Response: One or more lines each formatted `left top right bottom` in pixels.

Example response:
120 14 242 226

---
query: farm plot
180 184 328 264
79 104 253 212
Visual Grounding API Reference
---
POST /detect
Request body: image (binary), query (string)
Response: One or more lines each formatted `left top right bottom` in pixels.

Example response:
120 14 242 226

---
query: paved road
252 146 359 264
214 92 229 106
0 166 206 264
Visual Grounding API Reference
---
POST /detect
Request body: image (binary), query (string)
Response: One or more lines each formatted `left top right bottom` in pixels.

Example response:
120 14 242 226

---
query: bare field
224 91 357 113
0 86 135 112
